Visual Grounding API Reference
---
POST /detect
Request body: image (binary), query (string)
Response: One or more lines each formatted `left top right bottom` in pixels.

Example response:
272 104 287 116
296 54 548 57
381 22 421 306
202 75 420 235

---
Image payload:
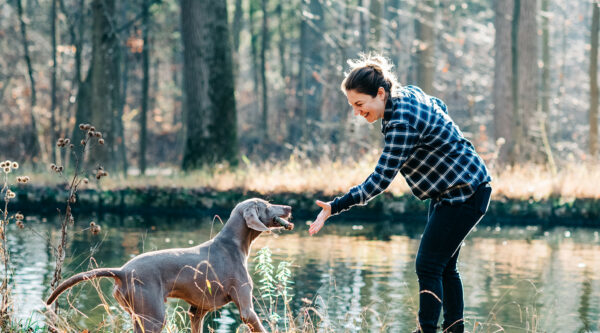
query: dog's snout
282 205 292 215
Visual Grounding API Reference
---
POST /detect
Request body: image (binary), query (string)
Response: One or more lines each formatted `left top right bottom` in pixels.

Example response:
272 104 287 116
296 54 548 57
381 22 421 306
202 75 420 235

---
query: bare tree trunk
50 0 58 163
181 0 238 168
232 0 243 53
369 0 382 51
249 0 260 116
591 0 599 158
17 0 42 165
517 0 539 162
493 0 515 164
140 0 150 175
358 0 367 51
415 0 435 94
88 0 119 170
260 0 269 141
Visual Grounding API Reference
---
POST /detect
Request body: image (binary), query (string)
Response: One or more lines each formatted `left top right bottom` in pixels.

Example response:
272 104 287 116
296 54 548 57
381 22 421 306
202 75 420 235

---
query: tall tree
260 0 269 140
17 0 42 164
358 0 367 50
369 0 382 51
517 0 539 161
590 0 599 158
88 0 120 169
414 0 435 94
303 0 324 139
181 0 238 168
140 0 151 175
493 0 515 163
50 0 58 163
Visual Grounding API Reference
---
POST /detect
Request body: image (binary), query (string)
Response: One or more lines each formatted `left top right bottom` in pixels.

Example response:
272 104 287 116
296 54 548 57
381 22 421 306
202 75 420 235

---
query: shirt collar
381 96 393 133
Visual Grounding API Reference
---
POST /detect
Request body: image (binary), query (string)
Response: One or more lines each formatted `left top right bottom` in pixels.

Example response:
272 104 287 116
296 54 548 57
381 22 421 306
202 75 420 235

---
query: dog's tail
46 268 122 305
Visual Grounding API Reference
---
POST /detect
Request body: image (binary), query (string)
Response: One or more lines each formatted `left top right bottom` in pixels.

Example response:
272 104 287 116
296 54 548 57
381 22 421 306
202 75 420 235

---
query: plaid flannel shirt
330 85 492 215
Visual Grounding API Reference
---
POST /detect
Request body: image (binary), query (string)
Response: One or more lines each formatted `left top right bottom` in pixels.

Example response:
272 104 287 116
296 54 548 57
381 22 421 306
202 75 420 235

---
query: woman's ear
377 86 386 100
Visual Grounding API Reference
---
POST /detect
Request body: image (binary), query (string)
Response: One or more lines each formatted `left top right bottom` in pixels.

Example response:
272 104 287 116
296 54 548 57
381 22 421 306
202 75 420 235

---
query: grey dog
46 198 294 333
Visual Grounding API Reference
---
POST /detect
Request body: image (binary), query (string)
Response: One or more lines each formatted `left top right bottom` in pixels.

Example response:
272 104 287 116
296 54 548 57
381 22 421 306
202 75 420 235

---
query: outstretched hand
309 200 331 236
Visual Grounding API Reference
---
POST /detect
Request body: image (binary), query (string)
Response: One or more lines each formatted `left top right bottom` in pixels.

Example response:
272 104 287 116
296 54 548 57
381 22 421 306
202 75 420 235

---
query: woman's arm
309 122 419 235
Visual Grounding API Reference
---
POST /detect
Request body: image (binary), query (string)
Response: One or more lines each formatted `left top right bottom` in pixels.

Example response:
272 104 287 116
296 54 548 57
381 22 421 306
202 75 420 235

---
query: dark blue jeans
416 183 492 333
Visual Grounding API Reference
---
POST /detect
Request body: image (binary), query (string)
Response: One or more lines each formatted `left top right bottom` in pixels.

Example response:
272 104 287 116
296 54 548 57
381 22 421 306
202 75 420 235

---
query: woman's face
346 87 386 123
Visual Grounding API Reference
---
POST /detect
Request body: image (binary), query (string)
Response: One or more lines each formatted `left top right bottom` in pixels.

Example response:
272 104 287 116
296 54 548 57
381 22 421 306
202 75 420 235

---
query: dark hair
341 53 399 97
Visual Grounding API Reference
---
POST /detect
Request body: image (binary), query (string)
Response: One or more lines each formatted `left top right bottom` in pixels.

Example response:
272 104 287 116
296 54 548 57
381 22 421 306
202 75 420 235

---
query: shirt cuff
330 192 357 216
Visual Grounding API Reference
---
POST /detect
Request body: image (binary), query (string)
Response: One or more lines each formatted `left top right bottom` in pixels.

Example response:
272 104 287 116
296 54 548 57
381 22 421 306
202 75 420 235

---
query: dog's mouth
273 214 294 230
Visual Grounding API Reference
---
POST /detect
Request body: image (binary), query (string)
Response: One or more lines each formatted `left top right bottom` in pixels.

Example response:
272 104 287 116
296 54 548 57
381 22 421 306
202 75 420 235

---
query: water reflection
8 214 600 332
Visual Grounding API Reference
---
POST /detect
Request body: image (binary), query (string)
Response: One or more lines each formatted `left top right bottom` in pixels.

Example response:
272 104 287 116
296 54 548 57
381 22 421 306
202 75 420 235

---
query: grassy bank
10 159 600 224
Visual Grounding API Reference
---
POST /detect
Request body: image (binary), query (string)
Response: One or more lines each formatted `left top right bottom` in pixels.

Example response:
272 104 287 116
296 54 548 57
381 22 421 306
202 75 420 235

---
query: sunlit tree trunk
517 0 539 162
493 0 515 164
590 0 599 158
181 0 238 169
415 0 435 94
369 0 382 52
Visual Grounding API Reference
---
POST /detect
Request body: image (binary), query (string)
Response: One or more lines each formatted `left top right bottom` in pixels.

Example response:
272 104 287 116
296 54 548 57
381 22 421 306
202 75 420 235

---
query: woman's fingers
310 200 331 236
316 200 328 209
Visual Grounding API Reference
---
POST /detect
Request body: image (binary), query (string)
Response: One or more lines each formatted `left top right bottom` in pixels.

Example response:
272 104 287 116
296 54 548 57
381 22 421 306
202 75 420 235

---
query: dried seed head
90 126 96 132
58 166 64 172
79 123 86 130
11 162 18 169
4 167 10 173
98 138 105 145
64 138 70 145
91 225 101 235
83 124 91 130
83 178 89 184
16 221 24 229
90 221 96 227
95 132 102 138
15 213 24 220
96 173 101 180
81 139 86 146
70 144 74 149
88 131 95 137
0 162 5 168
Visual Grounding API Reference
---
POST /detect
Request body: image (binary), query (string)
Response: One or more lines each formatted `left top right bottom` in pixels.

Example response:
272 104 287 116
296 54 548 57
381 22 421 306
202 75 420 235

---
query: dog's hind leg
128 290 166 333
189 306 209 333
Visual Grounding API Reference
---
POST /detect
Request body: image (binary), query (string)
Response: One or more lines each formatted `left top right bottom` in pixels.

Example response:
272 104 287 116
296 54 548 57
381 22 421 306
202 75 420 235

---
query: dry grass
27 155 600 200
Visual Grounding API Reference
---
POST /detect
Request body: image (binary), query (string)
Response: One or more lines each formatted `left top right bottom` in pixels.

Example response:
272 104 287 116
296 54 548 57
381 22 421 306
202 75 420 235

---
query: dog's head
237 198 293 232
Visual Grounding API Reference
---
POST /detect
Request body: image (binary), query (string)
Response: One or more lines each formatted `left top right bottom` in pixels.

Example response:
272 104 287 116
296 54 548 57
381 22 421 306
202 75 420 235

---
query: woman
308 54 492 333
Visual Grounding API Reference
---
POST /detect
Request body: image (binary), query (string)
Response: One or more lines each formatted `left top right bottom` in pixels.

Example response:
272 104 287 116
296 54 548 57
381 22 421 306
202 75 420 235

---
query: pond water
8 212 600 332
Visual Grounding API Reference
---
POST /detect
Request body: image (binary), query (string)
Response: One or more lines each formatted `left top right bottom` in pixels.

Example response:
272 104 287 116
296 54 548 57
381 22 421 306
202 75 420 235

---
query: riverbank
7 160 600 226
10 184 600 227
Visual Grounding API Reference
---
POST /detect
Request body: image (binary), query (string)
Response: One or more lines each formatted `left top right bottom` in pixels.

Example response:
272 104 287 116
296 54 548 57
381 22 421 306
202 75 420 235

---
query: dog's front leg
231 289 267 332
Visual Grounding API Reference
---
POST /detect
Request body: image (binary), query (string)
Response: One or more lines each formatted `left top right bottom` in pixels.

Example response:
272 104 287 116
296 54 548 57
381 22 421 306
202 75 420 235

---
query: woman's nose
353 108 360 116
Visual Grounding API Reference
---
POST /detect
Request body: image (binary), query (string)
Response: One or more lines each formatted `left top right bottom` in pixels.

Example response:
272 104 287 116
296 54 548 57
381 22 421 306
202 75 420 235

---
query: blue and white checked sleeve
330 122 419 215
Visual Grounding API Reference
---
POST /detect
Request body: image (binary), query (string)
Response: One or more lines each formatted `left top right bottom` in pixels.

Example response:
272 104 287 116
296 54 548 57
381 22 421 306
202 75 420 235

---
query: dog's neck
216 211 263 257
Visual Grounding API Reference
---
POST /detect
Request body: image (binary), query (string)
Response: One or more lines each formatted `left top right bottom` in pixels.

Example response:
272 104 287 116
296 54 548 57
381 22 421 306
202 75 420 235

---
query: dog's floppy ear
243 204 270 232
